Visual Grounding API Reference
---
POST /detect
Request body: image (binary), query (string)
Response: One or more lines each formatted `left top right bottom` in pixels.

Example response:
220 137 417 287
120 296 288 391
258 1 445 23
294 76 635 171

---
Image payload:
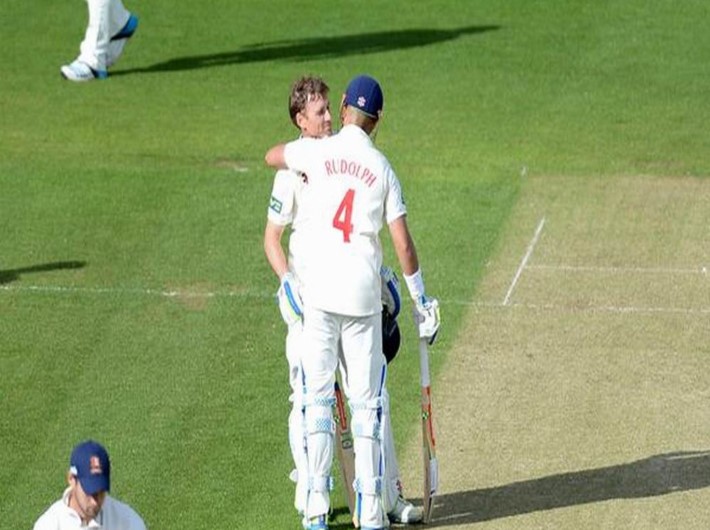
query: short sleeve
267 170 298 226
384 167 407 224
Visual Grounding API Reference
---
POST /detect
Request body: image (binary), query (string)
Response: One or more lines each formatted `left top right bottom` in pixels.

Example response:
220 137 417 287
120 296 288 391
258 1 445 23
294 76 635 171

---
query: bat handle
419 337 431 387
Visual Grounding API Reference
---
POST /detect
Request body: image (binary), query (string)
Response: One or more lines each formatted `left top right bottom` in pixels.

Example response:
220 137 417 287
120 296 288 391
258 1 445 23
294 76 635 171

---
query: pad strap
354 476 383 495
349 396 385 411
309 475 335 493
303 395 336 408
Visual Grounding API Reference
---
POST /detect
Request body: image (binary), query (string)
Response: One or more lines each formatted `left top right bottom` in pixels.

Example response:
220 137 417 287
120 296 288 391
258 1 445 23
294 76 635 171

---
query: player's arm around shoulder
265 143 287 169
265 137 319 175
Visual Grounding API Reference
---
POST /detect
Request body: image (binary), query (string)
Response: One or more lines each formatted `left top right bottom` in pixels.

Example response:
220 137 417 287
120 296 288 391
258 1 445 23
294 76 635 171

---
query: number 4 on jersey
332 188 355 242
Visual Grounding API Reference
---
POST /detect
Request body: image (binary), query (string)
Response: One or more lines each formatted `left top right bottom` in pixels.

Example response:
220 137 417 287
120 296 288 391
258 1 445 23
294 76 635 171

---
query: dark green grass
1 0 708 528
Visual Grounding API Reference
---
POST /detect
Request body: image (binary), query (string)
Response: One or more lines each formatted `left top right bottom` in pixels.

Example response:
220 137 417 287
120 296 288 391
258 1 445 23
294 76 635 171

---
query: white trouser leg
108 0 131 33
342 313 387 529
286 324 308 514
78 0 129 70
301 308 339 519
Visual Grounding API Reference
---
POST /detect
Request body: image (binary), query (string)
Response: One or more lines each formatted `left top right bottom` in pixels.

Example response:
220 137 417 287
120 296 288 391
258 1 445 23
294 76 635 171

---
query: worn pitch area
399 175 709 529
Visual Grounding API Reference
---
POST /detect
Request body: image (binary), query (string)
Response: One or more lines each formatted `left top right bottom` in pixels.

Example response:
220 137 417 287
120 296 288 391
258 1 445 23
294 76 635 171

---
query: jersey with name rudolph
283 124 407 316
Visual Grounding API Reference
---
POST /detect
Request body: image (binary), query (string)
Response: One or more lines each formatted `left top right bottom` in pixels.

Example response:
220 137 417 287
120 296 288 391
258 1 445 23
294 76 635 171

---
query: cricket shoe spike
60 60 107 81
387 496 423 524
306 515 328 530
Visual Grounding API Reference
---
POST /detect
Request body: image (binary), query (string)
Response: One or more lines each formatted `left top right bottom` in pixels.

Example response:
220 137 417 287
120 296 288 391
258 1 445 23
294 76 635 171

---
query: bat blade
419 338 438 523
333 378 357 523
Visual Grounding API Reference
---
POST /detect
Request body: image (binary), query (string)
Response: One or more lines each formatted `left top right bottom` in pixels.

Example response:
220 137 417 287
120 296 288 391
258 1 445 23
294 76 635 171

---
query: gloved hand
380 266 401 319
277 272 304 326
413 295 440 345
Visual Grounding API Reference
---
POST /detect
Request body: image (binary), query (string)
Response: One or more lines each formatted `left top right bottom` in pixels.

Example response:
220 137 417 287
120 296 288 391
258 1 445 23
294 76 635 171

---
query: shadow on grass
428 451 710 526
0 261 86 285
112 25 500 76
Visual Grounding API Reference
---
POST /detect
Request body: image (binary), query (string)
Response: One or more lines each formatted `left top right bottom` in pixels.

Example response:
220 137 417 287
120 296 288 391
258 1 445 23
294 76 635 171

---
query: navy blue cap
70 440 111 495
344 75 383 118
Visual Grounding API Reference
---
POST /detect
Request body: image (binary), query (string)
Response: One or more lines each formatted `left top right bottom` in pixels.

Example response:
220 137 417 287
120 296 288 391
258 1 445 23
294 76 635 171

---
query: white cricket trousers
78 0 131 70
286 321 308 515
301 308 387 528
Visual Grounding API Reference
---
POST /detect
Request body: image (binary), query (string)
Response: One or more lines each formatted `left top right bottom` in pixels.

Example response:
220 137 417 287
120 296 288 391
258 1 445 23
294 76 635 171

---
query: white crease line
502 217 546 306
528 264 708 275
2 283 707 315
445 299 709 315
432 512 472 523
0 283 270 299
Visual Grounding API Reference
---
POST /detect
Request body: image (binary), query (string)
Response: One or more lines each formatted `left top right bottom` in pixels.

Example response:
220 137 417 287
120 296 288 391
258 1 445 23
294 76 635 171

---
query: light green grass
1 0 708 528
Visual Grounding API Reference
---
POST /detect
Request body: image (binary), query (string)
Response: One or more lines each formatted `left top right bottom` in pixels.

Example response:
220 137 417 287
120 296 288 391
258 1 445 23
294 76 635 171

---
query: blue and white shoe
111 13 139 41
107 13 139 67
306 515 328 530
60 60 107 82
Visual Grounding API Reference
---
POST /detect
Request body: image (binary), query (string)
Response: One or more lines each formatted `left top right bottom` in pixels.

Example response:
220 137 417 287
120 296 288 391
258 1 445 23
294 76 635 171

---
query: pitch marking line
2 284 707 315
528 264 708 275
450 300 710 316
502 216 546 306
0 283 270 299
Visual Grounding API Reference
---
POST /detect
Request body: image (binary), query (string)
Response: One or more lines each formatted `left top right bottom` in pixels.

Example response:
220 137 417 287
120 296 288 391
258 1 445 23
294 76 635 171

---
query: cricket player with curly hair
265 74 440 530
264 76 426 529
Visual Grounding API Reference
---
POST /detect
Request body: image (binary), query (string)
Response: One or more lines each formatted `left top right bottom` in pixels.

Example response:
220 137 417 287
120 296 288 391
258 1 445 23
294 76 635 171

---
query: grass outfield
1 1 708 528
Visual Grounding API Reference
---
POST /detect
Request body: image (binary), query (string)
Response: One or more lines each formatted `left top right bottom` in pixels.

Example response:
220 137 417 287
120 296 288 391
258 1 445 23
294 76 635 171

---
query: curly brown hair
288 76 330 129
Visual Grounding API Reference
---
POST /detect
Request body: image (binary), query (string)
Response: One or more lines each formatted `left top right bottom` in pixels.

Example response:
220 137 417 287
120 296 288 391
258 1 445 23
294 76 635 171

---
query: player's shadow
427 451 710 526
0 261 86 284
113 25 500 76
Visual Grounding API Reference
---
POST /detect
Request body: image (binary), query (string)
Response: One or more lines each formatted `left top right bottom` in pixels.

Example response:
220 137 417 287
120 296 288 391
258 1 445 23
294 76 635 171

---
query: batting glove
413 295 440 345
277 272 304 327
380 266 401 319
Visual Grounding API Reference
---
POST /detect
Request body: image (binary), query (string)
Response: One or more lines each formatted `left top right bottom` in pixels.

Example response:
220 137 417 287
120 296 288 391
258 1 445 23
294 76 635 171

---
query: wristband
403 269 425 300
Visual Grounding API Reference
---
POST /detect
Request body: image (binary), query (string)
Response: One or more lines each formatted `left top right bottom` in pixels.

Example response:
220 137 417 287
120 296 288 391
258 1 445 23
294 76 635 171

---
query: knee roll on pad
305 407 335 435
349 395 388 440
304 396 336 435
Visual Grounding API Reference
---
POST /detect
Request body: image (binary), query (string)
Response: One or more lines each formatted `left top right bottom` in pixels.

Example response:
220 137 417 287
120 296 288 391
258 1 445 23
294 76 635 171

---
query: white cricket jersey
267 168 309 280
283 124 407 316
33 488 146 530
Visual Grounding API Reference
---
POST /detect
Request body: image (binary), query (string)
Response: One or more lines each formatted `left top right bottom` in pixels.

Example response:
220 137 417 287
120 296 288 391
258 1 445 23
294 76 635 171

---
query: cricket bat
419 338 438 523
333 377 357 523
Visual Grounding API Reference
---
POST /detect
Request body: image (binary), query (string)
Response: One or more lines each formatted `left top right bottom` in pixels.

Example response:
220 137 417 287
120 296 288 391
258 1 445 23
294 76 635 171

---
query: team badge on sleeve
269 196 283 214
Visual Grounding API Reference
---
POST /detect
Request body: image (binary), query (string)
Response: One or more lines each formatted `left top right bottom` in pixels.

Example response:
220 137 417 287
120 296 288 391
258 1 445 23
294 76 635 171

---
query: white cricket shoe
387 496 423 524
60 60 107 82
